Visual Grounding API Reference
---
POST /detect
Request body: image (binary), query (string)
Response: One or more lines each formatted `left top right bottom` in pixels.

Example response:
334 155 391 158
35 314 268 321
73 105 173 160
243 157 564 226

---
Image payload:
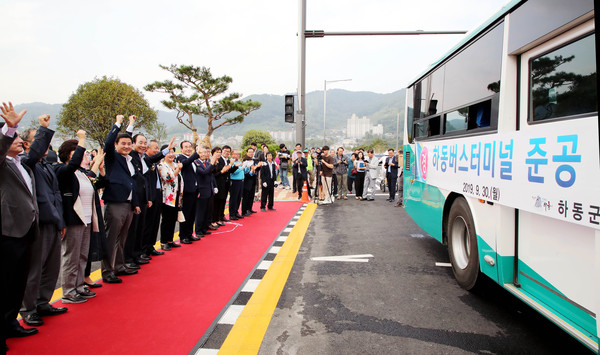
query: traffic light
285 95 294 123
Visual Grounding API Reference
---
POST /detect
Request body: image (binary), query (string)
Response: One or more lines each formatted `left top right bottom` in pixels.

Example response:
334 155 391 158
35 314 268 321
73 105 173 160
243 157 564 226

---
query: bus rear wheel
447 197 480 290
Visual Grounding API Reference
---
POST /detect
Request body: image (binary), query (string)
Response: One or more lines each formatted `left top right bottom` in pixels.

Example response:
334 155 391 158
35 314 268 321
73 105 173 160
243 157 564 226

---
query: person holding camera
333 147 349 200
318 146 334 205
277 144 291 189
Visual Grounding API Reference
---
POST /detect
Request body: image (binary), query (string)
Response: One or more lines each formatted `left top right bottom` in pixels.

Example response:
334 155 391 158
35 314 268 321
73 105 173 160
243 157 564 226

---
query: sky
0 0 508 109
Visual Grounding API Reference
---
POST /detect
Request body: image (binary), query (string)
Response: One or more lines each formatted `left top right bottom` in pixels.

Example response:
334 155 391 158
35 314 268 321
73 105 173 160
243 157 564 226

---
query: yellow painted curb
218 203 317 355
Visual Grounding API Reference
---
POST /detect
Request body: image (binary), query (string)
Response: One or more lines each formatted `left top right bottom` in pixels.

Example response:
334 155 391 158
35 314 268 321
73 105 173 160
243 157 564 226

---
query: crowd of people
0 101 404 352
276 143 404 206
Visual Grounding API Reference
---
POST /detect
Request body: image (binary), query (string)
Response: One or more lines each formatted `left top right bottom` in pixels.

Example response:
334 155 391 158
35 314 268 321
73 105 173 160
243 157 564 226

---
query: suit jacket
144 153 164 202
129 150 165 205
102 124 139 208
260 161 278 187
56 146 109 231
213 156 230 199
21 126 65 229
292 157 308 179
195 160 215 198
0 128 39 238
176 152 199 194
385 155 399 178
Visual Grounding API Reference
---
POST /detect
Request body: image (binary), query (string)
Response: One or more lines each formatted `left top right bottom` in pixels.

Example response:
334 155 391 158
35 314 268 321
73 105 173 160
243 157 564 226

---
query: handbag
351 168 357 176
177 210 186 223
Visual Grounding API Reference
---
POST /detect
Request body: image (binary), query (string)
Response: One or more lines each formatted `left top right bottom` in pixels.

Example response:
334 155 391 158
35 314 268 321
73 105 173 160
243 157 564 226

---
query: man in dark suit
385 148 399 202
260 152 277 211
292 150 308 200
176 140 199 244
1 102 40 346
101 115 140 282
195 146 216 237
124 134 173 267
141 138 174 256
212 145 232 225
19 114 69 324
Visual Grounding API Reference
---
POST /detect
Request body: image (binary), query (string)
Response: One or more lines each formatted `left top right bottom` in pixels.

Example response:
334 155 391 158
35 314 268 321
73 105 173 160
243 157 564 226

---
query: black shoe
190 236 201 241
222 218 230 222
236 213 244 219
260 208 267 212
139 254 152 261
116 269 138 276
102 275 123 284
230 215 238 221
268 208 276 211
161 243 171 251
181 239 192 244
244 211 252 217
6 324 38 338
149 249 164 256
84 282 102 288
125 263 141 269
37 305 68 316
78 289 97 298
208 224 218 230
203 231 212 235
23 313 43 326
169 242 182 248
250 210 257 214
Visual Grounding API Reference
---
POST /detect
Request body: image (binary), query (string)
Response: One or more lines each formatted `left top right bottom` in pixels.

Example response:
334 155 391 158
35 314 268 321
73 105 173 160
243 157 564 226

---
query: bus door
515 19 598 345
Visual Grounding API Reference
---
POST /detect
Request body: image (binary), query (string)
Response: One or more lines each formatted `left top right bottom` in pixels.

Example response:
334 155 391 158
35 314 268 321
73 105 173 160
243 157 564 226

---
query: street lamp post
323 78 351 146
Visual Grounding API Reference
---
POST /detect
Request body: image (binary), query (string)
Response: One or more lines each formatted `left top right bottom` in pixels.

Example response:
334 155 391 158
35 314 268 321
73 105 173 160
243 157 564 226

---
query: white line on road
218 305 245 324
311 254 374 263
435 262 452 267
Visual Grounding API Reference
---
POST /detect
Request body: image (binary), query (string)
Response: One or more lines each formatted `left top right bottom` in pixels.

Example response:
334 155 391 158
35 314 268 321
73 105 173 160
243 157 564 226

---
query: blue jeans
280 167 290 187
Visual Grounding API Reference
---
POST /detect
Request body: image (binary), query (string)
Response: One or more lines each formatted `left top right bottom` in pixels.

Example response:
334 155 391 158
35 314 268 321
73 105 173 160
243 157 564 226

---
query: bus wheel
447 197 480 290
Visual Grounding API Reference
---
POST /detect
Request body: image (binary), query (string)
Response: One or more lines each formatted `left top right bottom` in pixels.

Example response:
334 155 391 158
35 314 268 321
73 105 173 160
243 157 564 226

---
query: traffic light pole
296 0 466 148
296 0 307 148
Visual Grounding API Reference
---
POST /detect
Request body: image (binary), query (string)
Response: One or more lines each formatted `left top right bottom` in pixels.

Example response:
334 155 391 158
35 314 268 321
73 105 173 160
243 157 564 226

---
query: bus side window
469 100 491 129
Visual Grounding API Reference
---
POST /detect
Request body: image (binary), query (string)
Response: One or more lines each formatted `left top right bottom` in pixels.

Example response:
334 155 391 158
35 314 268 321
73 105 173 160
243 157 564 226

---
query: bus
402 0 599 351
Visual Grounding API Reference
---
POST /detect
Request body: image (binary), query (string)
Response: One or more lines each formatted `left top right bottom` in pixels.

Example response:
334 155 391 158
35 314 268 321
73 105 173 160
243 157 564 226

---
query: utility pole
296 0 306 148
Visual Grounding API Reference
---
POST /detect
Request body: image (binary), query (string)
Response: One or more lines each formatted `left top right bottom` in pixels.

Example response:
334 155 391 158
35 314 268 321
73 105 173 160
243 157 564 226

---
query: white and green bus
403 0 599 351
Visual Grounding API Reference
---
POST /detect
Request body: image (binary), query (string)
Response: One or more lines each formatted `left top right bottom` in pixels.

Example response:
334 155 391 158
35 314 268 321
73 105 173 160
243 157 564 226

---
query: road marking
241 279 261 293
257 260 272 270
269 246 281 254
219 203 317 354
195 349 219 355
277 236 287 242
410 233 427 238
310 254 374 263
283 227 293 233
218 305 245 324
289 221 297 226
435 262 452 267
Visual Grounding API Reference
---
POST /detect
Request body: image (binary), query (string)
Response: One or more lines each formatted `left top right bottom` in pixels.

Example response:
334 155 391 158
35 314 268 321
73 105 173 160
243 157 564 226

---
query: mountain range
14 88 406 139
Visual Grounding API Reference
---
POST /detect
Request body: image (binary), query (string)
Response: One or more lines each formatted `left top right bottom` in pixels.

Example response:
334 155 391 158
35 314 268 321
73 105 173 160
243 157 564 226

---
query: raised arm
22 114 54 168
0 101 27 164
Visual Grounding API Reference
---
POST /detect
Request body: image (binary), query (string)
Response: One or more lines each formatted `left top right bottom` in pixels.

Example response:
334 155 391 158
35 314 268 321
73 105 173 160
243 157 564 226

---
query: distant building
371 124 384 136
269 130 294 142
346 114 371 139
346 114 383 138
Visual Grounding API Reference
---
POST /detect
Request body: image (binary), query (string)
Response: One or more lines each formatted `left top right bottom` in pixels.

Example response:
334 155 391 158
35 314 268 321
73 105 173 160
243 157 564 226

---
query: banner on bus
413 118 600 230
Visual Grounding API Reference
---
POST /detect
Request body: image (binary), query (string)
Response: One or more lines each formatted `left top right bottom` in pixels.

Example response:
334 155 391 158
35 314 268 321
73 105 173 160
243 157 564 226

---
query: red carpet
8 201 302 354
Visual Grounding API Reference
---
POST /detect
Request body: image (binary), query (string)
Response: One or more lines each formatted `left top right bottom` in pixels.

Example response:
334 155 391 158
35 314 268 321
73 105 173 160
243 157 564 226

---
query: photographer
277 144 291 189
318 146 334 205
333 147 349 200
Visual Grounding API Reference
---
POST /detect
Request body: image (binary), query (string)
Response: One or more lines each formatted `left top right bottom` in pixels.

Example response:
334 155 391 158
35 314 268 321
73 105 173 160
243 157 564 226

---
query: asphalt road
258 195 591 354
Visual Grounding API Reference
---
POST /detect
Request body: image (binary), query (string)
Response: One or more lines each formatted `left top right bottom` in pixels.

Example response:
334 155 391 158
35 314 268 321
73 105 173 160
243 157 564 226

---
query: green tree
145 64 262 147
58 76 163 147
241 129 275 149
